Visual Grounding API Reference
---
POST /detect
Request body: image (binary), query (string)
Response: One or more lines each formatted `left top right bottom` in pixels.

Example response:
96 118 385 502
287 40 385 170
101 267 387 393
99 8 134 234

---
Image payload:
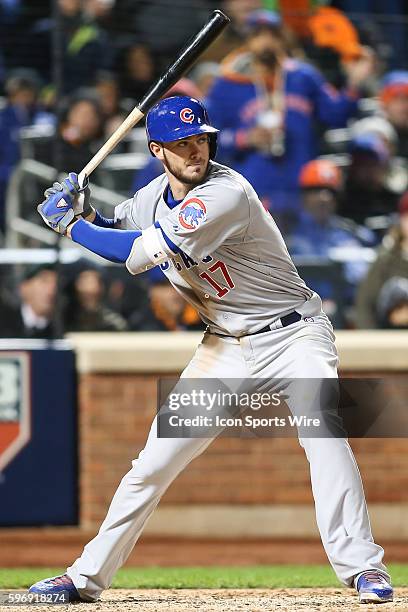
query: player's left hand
38 173 91 234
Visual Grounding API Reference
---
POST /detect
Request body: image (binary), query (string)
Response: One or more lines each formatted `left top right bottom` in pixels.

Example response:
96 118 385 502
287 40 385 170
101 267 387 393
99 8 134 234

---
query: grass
0 565 407 589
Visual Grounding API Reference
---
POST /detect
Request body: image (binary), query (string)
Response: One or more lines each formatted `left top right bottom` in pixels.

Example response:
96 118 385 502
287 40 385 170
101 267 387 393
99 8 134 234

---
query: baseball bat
78 9 230 186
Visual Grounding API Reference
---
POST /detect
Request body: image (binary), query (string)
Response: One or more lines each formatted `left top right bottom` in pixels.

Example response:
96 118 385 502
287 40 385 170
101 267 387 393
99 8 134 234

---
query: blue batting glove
50 172 91 217
38 173 90 234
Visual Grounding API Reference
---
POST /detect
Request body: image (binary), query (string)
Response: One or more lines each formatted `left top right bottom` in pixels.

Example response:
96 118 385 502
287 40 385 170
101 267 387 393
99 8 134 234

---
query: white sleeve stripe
142 225 170 265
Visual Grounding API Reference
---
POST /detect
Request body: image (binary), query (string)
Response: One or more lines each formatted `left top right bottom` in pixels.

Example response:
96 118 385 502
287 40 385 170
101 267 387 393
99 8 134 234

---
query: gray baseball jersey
115 162 313 336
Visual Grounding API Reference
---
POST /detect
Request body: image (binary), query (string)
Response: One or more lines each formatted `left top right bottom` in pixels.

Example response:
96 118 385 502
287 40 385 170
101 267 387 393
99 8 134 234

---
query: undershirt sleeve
71 219 141 263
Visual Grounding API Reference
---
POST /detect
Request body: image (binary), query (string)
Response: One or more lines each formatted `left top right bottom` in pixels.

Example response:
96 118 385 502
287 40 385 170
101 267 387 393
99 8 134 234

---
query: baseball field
1 566 407 611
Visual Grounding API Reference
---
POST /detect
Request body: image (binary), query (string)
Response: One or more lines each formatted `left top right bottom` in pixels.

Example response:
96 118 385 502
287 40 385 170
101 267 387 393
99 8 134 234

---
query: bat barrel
138 10 230 114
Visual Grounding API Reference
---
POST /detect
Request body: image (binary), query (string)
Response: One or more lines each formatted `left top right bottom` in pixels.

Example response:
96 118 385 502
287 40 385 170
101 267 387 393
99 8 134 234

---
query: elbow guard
126 226 171 275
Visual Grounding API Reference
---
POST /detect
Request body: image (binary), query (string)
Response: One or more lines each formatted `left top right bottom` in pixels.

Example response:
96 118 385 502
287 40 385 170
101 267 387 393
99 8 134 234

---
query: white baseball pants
67 311 388 601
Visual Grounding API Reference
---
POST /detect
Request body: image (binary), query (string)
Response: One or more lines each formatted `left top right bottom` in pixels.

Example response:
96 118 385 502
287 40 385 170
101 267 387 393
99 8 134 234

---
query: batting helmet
146 96 218 158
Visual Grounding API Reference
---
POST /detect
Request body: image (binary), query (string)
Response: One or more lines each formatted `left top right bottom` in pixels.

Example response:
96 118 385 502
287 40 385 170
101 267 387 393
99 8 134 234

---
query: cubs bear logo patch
178 198 207 230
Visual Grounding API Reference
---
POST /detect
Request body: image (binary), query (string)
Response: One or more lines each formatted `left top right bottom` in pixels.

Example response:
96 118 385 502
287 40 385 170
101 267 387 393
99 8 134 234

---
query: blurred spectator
94 71 126 138
0 0 22 75
166 78 202 101
350 115 408 197
206 9 374 226
199 0 263 63
288 159 374 306
25 0 113 92
221 0 262 41
339 0 408 70
83 0 115 28
64 262 128 332
118 43 155 103
129 267 203 332
339 133 398 224
0 70 43 236
133 0 211 72
0 264 57 338
132 79 203 192
380 71 408 159
191 62 220 97
355 191 408 328
282 0 366 88
376 277 408 329
295 5 366 89
105 270 149 323
38 89 104 174
350 116 398 154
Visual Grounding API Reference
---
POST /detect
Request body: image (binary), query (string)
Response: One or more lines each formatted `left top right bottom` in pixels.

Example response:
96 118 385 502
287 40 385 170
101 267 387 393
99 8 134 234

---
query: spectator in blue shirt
206 9 374 226
380 71 408 159
288 158 375 306
0 70 41 237
339 133 398 224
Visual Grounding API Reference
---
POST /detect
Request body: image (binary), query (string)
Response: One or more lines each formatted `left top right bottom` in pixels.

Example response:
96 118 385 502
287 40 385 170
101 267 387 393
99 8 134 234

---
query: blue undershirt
164 185 182 210
93 209 116 228
70 187 181 263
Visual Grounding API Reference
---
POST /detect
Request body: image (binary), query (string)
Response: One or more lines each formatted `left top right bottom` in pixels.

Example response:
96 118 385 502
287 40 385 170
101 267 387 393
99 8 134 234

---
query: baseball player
30 96 392 604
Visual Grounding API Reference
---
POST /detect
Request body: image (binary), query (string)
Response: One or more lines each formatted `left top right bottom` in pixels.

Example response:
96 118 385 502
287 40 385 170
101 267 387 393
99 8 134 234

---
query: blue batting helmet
146 96 218 158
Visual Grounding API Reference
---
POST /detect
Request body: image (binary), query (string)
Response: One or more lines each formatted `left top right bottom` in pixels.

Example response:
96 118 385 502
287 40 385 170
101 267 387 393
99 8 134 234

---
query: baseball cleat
356 571 393 603
29 573 82 602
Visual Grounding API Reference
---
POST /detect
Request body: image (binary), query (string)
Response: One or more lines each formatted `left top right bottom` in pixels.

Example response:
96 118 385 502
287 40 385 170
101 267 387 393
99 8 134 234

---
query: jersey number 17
199 260 235 298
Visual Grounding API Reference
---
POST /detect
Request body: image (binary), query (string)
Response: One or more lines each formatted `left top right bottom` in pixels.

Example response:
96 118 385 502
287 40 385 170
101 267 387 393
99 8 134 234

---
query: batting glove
38 173 91 234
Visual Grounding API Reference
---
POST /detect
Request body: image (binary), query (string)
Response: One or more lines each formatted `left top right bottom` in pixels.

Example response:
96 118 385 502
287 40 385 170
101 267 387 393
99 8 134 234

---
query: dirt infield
1 588 408 612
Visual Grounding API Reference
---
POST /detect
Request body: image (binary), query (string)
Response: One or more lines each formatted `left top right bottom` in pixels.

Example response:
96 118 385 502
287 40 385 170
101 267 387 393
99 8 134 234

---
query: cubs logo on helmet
179 198 207 230
180 108 194 124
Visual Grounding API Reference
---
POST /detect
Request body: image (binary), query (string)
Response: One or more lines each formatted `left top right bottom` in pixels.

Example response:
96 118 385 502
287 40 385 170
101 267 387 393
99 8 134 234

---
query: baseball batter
30 96 392 604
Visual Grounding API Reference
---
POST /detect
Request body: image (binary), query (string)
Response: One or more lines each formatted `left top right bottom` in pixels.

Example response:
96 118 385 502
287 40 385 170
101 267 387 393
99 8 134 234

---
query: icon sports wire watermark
156 378 408 439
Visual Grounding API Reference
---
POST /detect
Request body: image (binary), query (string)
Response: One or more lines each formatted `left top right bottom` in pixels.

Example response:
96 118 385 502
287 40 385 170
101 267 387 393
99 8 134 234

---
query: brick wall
78 372 408 527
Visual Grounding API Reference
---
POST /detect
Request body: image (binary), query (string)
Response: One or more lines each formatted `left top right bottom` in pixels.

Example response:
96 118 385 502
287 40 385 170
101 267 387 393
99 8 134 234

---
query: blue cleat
356 571 393 604
29 573 82 602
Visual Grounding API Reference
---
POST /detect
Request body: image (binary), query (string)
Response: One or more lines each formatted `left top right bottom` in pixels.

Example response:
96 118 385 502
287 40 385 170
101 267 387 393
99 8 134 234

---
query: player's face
152 134 210 185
